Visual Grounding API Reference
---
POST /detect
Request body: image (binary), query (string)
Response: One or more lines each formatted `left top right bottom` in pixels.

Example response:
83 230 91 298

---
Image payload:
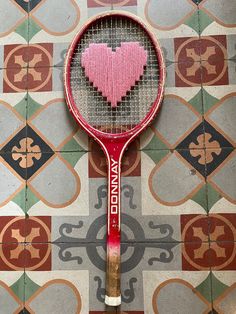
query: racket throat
105 142 125 234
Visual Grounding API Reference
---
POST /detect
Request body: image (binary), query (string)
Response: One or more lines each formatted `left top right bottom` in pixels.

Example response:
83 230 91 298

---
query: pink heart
81 42 147 107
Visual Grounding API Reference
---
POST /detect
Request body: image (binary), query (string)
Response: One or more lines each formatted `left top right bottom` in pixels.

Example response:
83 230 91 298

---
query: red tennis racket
64 11 165 306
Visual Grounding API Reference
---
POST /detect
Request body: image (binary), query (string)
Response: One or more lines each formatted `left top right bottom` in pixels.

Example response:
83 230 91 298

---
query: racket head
64 11 165 141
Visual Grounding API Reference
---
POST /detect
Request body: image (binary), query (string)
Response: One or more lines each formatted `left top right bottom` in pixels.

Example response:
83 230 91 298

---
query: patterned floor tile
0 156 26 213
26 93 87 152
226 35 236 61
0 242 26 270
0 242 51 272
0 1 28 43
157 95 202 148
204 93 236 147
209 241 236 271
28 98 78 151
143 0 198 33
182 241 212 270
28 1 89 43
174 36 201 63
0 94 27 152
25 270 87 313
199 0 236 30
142 150 207 213
208 149 236 205
199 35 228 63
29 0 80 36
228 60 236 85
0 216 26 244
143 270 211 313
53 43 69 67
176 61 203 87
26 151 87 215
141 89 204 150
4 44 29 69
164 60 203 87
26 152 83 209
3 67 28 93
181 214 209 242
203 60 229 87
211 271 236 314
27 67 53 93
0 271 24 313
110 2 137 14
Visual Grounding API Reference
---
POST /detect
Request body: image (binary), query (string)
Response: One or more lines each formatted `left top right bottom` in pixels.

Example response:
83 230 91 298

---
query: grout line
1 239 235 245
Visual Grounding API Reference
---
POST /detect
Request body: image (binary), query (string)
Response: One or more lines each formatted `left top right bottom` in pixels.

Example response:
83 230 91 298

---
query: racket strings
70 16 160 134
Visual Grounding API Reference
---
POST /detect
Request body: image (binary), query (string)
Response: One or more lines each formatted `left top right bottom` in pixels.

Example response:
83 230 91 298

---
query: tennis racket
64 11 165 306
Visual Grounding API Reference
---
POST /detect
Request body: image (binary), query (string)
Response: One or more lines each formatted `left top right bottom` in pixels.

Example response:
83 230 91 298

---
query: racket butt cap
105 295 121 306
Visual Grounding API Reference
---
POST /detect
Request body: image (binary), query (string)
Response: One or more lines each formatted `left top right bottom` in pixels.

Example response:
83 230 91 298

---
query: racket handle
105 244 121 306
105 146 124 306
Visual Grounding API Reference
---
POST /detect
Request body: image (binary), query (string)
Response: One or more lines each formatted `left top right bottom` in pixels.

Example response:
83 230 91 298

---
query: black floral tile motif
18 309 31 314
14 0 29 12
1 125 54 179
14 0 43 13
28 0 43 12
176 122 205 150
176 121 233 177
191 0 204 3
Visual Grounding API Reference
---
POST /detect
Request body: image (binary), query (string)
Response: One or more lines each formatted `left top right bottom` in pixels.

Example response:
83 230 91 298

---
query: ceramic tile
26 151 88 216
175 61 202 87
27 93 87 152
0 271 25 313
141 0 199 37
143 270 211 313
199 35 228 62
0 94 27 152
204 90 236 148
208 149 236 206
3 67 28 93
141 150 208 215
211 271 236 313
0 242 51 271
0 216 27 245
141 93 203 150
87 0 111 8
228 60 236 85
209 241 236 271
29 0 81 37
182 242 211 270
199 0 236 31
181 214 210 242
0 242 26 271
25 269 88 314
0 156 26 214
0 1 28 45
174 36 201 63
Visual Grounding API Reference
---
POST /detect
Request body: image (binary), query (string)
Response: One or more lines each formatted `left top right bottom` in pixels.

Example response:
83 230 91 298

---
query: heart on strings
81 42 147 107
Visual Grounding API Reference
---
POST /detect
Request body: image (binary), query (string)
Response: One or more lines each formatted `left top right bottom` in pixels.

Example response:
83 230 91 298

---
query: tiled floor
0 0 235 313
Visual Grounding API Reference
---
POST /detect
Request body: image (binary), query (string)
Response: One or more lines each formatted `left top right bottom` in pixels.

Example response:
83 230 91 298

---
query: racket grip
105 144 124 306
105 245 121 306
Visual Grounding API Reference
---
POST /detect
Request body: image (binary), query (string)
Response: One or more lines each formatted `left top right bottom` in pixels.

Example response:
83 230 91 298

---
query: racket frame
64 10 165 306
